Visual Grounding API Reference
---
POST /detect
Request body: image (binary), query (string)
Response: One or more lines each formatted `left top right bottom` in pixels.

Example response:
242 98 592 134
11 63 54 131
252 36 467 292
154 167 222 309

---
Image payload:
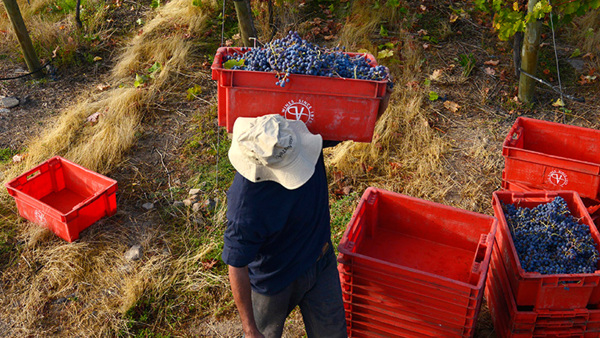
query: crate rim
503 116 600 167
491 189 600 278
5 155 118 218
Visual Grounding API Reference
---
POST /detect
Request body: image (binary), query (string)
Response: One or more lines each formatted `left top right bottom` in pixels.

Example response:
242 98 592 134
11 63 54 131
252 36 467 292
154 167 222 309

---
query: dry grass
0 0 225 335
329 2 449 202
5 0 215 179
0 0 108 60
569 9 600 55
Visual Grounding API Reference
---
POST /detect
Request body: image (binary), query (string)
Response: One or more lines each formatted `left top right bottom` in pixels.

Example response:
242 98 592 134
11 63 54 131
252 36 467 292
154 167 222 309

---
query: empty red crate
6 156 118 242
503 117 600 201
337 187 497 337
492 190 600 310
338 262 483 323
339 279 478 336
211 47 388 142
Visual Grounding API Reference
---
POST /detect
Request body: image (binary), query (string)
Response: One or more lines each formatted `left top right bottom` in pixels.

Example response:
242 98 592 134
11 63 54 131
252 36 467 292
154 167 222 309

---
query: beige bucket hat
228 114 323 190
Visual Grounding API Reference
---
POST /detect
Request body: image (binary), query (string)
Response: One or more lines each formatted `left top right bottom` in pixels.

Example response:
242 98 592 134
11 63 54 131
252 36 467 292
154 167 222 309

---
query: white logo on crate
34 210 47 226
282 100 314 124
548 170 569 187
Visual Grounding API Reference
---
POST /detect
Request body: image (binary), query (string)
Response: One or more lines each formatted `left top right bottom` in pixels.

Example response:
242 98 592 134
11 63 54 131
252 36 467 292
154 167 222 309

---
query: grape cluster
503 196 599 275
224 31 392 87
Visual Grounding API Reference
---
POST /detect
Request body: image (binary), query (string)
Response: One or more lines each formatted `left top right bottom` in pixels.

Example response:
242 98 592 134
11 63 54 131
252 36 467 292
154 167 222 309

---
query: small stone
189 188 201 195
125 244 143 261
183 199 193 207
173 201 185 208
142 202 154 210
203 199 217 211
0 97 19 108
566 58 585 72
192 202 202 213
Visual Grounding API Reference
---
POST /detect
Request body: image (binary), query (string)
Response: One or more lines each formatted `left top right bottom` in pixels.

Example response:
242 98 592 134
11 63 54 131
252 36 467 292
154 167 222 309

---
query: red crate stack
337 187 497 337
211 47 389 142
487 190 600 337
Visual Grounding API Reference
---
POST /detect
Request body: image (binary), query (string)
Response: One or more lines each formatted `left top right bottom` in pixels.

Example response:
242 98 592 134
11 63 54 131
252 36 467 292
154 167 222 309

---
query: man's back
223 153 331 295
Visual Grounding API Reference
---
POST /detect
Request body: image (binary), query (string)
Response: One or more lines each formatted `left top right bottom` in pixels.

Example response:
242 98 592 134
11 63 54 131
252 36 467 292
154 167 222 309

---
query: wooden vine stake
2 0 43 78
233 0 257 47
518 0 542 104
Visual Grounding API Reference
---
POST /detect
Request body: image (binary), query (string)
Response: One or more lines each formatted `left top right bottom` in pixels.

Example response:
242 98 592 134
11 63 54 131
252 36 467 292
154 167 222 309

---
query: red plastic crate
486 244 600 337
211 47 388 142
344 302 474 337
503 117 600 201
6 156 118 242
339 280 478 336
492 190 600 310
337 187 497 337
338 262 483 321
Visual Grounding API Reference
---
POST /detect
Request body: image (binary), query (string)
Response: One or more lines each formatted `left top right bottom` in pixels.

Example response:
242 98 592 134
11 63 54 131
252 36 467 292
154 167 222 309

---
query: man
222 114 347 338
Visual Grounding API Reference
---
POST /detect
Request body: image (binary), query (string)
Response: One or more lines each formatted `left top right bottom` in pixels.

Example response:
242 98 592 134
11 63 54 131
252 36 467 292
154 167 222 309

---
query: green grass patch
330 192 360 251
0 148 17 163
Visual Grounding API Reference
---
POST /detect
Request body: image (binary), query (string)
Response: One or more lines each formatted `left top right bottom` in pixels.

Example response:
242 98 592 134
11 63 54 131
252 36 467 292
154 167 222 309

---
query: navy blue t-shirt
222 152 331 295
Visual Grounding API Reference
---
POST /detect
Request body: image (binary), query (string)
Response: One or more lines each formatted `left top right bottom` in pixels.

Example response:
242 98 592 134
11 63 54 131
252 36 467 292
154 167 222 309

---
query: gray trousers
251 245 347 338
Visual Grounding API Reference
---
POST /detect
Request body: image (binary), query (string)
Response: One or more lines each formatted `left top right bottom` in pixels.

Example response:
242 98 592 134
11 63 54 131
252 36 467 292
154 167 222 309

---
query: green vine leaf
223 59 245 69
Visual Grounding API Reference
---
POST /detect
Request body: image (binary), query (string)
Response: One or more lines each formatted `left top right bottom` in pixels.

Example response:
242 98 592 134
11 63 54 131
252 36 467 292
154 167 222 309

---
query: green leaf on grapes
223 59 245 69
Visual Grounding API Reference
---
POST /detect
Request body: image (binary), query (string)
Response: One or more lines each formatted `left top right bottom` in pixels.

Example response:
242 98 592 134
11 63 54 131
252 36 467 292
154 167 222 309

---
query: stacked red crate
337 187 497 337
487 190 600 337
501 117 600 221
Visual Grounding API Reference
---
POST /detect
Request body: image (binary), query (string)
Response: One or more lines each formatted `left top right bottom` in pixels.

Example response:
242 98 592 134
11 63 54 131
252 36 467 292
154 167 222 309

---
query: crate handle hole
26 170 41 180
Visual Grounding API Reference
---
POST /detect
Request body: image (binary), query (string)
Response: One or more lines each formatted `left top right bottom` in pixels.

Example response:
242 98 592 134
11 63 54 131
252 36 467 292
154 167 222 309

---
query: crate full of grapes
211 32 392 142
492 190 600 310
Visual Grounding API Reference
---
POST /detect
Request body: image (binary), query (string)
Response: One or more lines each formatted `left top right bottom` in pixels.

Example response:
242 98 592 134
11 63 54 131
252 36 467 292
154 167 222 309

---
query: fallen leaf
443 100 461 113
484 67 496 76
324 35 335 40
378 49 394 59
97 84 111 91
422 43 430 50
202 259 218 270
389 162 402 170
430 69 444 81
93 56 102 62
449 13 459 23
429 91 439 101
484 60 500 66
420 5 427 11
87 112 102 123
342 186 352 195
417 29 428 36
583 53 594 60
552 98 565 107
12 154 24 163
333 171 344 182
543 69 550 75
